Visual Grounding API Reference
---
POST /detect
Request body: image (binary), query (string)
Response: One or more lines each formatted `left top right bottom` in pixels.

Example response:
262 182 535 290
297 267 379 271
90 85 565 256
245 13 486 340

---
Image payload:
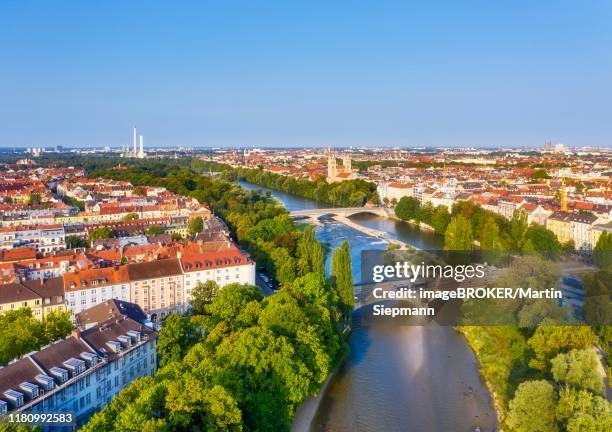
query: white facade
183 262 256 303
0 225 66 253
66 283 130 317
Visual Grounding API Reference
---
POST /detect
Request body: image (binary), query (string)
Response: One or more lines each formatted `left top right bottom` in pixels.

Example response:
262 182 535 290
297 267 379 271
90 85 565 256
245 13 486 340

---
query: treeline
219 166 379 207
0 308 73 365
395 196 565 257
82 160 354 431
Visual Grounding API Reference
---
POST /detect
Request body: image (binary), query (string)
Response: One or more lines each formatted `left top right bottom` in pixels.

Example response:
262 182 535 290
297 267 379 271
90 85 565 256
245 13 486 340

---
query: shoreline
291 356 344 432
457 327 505 425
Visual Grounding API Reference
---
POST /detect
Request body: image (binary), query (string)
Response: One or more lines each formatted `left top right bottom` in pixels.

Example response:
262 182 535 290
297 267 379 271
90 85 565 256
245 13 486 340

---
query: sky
1 1 611 149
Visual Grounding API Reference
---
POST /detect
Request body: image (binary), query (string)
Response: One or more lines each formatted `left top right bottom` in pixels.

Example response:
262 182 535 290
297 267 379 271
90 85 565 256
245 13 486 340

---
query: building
547 211 602 251
0 224 66 253
126 259 184 321
0 301 157 428
180 242 256 304
547 212 574 245
377 182 413 203
498 196 527 220
0 277 66 320
63 266 131 318
327 153 355 183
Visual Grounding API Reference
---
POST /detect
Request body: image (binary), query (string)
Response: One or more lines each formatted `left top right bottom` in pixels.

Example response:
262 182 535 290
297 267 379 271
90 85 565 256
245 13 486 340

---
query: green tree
506 380 558 432
330 241 354 320
157 314 195 367
525 225 561 258
296 225 325 276
551 349 604 395
480 216 503 264
43 310 73 343
88 226 113 243
66 235 87 249
528 325 596 371
511 208 529 251
593 231 612 270
395 196 420 222
582 270 611 326
430 205 451 233
0 308 45 365
556 386 611 432
188 216 204 236
190 280 219 315
145 225 165 236
444 215 473 250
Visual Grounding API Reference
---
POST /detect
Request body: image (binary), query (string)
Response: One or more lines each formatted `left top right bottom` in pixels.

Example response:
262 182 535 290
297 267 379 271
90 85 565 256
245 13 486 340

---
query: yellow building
0 277 66 321
546 212 573 244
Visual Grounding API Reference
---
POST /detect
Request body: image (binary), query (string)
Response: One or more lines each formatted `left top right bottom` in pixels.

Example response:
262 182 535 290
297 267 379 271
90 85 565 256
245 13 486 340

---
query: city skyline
1 1 611 149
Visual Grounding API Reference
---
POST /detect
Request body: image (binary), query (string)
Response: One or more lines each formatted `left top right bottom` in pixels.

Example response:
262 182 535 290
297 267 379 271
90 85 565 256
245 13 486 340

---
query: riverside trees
82 162 348 431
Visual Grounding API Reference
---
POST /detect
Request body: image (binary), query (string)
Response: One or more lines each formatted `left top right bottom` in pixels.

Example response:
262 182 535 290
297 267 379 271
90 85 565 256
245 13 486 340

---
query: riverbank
457 327 505 425
291 367 338 432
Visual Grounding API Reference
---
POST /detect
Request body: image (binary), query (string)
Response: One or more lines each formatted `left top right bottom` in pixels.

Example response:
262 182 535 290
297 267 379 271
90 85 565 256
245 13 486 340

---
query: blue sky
1 1 611 148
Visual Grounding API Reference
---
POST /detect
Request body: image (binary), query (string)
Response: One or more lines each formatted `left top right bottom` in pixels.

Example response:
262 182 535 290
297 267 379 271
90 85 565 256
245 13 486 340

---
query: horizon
2 1 611 149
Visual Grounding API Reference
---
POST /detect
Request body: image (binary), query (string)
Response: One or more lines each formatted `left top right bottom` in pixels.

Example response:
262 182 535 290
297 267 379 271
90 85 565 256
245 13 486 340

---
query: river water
236 181 497 432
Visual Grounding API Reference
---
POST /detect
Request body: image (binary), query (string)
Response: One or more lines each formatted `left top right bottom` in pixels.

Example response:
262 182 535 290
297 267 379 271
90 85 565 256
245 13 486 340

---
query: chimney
132 127 137 154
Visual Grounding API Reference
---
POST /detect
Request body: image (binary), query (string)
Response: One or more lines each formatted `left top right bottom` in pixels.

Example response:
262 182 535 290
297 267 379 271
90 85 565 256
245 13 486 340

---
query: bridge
289 207 389 219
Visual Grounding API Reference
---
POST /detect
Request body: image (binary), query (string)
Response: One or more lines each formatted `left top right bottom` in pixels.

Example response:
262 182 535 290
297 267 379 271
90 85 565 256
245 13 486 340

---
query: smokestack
133 127 137 154
139 135 144 156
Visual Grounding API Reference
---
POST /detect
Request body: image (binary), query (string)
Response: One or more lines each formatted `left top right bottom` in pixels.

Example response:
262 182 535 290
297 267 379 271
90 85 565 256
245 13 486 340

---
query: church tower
560 178 568 212
342 155 351 172
327 154 337 182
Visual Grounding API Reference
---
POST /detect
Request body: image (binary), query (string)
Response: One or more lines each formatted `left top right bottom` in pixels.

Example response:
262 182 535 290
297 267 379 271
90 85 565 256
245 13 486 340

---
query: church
327 153 356 183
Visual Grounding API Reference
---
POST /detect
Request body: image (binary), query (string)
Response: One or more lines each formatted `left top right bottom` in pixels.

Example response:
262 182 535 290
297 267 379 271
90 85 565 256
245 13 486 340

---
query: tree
122 212 139 221
88 226 113 243
480 216 502 264
593 231 612 270
330 241 354 320
430 205 451 234
66 235 87 249
296 225 325 276
524 225 561 258
395 196 420 222
551 349 604 395
511 208 529 251
132 186 147 196
157 314 195 367
145 225 165 236
190 280 219 315
582 270 611 326
506 380 558 432
27 193 42 206
188 216 204 236
556 386 611 432
0 308 45 365
43 310 73 343
444 215 473 251
528 325 596 371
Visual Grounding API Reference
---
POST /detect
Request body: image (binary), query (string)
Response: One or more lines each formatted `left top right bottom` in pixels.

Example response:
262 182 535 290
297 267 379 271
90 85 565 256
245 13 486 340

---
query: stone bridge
289 207 389 219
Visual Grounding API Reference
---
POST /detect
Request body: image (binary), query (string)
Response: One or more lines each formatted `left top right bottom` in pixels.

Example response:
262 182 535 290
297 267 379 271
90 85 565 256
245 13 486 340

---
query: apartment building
126 259 184 321
0 277 66 320
0 224 66 253
0 300 157 428
63 267 130 317
180 243 256 304
547 211 603 251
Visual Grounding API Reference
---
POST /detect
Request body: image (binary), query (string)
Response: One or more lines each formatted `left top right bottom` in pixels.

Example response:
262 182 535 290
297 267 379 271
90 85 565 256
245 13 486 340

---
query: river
236 181 497 432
